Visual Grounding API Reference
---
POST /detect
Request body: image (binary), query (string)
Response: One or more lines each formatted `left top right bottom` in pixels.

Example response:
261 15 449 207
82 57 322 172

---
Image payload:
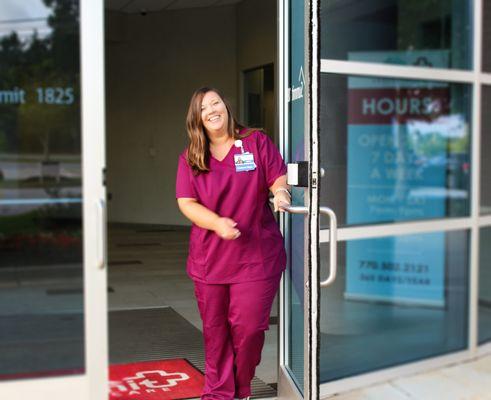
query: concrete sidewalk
330 353 491 400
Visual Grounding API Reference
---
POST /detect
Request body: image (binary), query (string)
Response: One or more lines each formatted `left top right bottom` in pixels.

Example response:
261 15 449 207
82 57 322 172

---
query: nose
203 104 214 115
202 108 208 118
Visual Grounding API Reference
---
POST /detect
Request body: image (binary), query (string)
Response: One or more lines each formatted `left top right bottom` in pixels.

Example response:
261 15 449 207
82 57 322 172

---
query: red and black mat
110 358 204 400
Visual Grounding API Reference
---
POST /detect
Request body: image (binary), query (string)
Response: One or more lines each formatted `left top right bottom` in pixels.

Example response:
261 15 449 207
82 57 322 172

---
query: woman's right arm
177 198 241 240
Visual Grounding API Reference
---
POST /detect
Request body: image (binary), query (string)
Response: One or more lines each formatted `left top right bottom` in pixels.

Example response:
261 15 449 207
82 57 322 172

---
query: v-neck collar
210 140 235 163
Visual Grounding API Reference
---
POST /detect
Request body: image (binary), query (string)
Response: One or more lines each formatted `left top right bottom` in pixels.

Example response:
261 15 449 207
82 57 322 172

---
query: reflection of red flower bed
0 232 83 267
1 232 81 250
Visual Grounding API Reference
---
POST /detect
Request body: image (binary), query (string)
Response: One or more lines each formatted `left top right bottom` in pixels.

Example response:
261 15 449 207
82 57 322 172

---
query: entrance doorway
104 0 279 397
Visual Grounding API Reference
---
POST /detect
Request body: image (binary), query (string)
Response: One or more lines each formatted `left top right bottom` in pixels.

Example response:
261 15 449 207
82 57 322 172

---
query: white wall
105 0 276 225
105 6 237 225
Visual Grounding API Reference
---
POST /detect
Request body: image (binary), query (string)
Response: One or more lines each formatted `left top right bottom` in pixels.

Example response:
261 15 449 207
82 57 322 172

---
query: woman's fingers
221 229 240 240
215 217 241 240
278 200 290 211
274 193 291 212
226 219 238 228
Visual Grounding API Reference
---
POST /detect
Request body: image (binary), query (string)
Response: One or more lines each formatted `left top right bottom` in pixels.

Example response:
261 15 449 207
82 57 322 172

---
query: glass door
281 0 479 398
0 0 108 398
278 1 335 399
317 0 474 396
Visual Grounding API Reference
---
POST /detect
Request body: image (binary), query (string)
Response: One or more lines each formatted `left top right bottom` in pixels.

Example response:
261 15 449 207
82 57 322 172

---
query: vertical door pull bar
95 198 106 269
320 206 337 287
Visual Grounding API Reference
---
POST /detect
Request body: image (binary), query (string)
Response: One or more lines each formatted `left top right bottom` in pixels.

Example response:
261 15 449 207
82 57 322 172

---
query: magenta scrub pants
193 274 282 400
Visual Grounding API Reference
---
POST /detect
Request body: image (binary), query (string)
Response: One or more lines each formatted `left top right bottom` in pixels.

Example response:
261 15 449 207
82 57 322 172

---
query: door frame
276 0 299 397
276 0 321 399
0 1 108 399
81 0 108 398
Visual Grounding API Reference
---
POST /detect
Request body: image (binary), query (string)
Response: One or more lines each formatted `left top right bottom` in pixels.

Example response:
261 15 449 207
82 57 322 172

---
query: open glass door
278 1 336 399
0 1 107 398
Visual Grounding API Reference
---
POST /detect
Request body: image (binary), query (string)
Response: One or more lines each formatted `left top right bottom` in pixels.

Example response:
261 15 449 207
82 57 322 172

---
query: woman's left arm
269 175 291 212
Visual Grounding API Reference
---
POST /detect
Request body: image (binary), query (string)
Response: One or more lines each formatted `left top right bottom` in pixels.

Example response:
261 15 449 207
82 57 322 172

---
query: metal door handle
95 198 106 269
269 197 308 215
278 204 308 214
269 199 338 286
319 206 337 287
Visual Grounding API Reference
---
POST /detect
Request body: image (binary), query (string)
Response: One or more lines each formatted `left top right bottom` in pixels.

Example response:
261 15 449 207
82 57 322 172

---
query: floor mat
109 307 276 398
110 358 204 400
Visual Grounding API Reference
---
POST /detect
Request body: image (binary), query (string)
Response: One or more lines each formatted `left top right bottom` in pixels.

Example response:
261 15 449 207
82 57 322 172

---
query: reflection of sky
0 0 51 40
407 114 467 139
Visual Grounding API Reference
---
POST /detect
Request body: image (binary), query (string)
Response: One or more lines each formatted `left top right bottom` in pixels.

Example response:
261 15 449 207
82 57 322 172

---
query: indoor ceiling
105 0 243 13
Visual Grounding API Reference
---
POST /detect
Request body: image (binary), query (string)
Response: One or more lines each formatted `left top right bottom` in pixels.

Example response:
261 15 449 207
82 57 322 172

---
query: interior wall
105 0 276 225
236 0 276 79
236 0 277 142
105 6 237 225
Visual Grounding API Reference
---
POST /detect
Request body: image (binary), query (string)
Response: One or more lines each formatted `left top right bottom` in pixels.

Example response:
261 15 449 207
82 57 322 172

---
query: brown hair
185 86 258 173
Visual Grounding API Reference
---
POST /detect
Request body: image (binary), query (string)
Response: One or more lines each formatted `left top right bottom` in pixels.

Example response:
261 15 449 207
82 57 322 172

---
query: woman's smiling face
200 91 229 135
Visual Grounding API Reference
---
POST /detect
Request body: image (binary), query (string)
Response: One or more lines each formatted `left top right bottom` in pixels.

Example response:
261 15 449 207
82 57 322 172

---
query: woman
175 87 290 400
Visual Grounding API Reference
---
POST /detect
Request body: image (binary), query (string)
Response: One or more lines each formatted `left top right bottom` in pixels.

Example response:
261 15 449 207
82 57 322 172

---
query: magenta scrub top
175 130 287 284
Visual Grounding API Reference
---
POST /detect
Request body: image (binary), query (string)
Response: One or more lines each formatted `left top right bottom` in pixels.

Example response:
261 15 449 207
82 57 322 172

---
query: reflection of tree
44 0 79 73
0 0 80 156
398 0 451 51
411 131 448 157
0 33 23 151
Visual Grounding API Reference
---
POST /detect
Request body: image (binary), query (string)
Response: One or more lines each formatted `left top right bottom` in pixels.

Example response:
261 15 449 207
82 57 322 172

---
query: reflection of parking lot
0 160 81 180
0 189 82 216
0 159 81 216
408 187 468 200
0 263 84 315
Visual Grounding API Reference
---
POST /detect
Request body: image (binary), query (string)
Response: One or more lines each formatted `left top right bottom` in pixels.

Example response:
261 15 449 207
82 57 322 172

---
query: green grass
0 210 43 235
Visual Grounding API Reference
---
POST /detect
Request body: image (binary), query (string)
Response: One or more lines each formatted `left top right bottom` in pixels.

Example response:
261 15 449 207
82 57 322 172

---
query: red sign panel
348 88 450 125
109 359 204 400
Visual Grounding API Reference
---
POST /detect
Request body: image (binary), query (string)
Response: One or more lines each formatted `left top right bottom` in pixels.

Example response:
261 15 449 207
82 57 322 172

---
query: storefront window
320 74 472 227
479 227 491 344
321 0 472 70
481 86 491 215
0 0 83 379
320 230 469 382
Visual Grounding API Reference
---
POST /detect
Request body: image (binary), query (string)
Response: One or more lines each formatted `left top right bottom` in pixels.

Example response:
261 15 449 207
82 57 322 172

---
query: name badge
234 152 256 172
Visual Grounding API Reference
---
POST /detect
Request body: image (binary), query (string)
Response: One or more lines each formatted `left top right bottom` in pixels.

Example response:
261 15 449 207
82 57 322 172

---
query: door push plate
287 161 309 187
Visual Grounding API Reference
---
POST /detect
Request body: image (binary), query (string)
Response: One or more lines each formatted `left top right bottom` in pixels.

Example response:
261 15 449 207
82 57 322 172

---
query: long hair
185 86 257 173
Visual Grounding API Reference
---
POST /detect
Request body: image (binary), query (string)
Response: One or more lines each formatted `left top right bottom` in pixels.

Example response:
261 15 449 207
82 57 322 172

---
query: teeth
209 116 220 121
